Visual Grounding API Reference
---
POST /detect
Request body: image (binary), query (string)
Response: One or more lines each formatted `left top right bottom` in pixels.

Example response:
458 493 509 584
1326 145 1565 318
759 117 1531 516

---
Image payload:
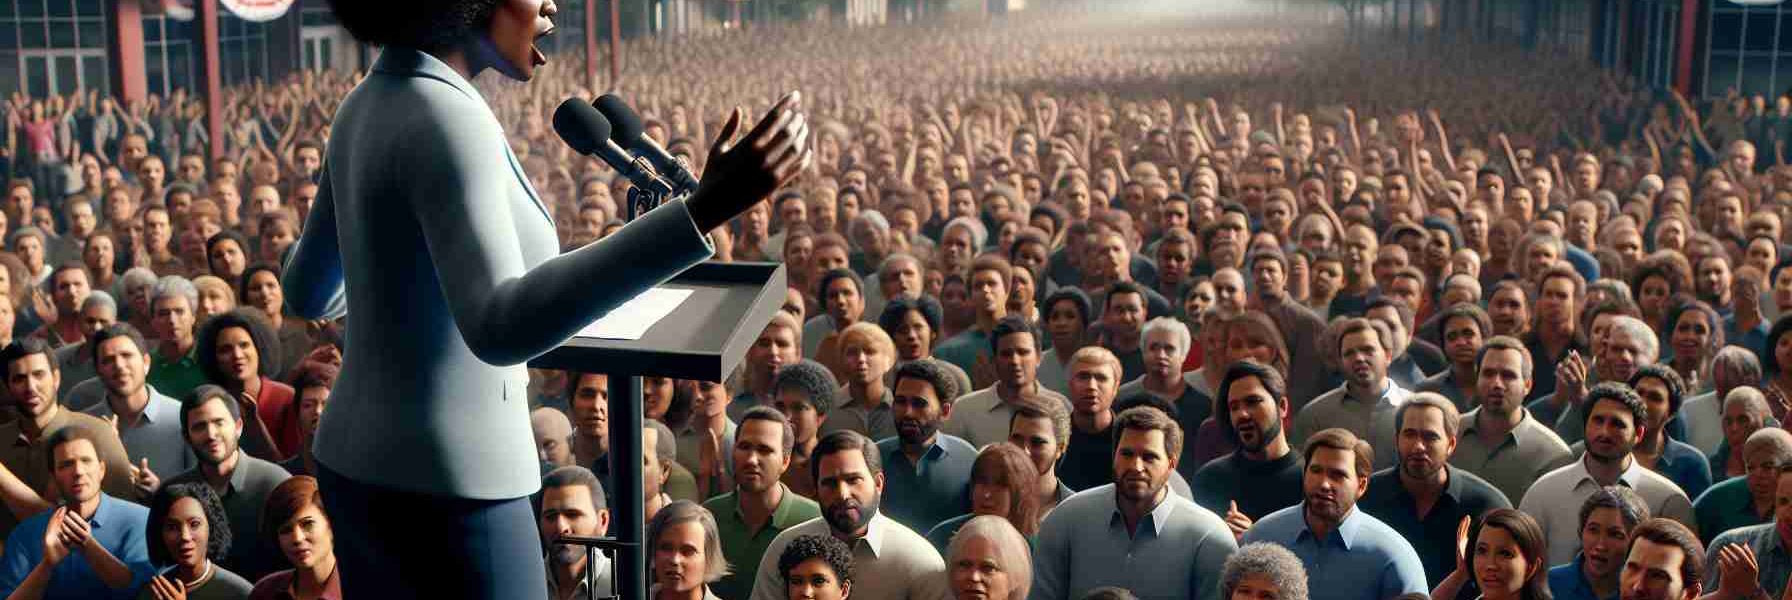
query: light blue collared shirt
81 384 196 477
1240 503 1429 600
0 494 153 600
1032 483 1237 600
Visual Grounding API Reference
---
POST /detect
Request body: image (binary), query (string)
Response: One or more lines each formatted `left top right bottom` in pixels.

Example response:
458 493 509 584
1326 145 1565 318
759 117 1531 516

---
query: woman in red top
197 307 299 460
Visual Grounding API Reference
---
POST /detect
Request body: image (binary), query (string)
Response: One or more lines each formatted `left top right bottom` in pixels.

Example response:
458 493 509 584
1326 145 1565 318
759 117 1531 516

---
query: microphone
594 94 701 193
553 98 667 194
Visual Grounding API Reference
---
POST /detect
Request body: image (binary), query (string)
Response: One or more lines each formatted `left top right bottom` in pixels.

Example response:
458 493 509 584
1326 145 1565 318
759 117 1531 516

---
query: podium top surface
527 261 788 381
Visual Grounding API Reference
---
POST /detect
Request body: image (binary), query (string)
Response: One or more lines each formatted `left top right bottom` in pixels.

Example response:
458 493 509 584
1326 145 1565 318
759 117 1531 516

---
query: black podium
529 259 788 599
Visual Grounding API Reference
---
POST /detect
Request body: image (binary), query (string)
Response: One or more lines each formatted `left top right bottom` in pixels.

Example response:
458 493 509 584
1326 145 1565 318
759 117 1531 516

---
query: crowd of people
1 3 1790 599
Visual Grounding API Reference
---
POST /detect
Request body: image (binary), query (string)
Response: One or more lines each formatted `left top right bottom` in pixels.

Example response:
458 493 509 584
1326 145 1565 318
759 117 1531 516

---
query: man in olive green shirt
702 406 821 600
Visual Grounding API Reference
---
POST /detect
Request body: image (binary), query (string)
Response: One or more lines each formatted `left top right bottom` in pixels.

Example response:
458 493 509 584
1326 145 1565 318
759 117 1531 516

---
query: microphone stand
553 535 634 599
624 159 679 221
612 165 680 600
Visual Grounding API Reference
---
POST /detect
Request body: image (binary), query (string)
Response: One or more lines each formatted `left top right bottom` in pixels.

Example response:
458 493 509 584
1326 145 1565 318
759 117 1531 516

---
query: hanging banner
221 0 296 22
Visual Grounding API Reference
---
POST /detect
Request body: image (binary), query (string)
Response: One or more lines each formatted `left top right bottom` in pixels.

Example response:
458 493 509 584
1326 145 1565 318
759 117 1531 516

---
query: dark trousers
317 463 550 599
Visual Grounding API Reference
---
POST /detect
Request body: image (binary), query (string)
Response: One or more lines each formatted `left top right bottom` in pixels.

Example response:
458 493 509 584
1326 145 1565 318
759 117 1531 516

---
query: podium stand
530 259 788 599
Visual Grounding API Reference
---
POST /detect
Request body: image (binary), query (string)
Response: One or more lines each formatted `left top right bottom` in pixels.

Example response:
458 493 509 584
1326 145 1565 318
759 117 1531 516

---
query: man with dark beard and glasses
1033 405 1236 600
1190 361 1305 541
538 466 614 599
164 384 291 581
749 430 946 600
875 359 972 533
1242 428 1427 600
1358 392 1511 586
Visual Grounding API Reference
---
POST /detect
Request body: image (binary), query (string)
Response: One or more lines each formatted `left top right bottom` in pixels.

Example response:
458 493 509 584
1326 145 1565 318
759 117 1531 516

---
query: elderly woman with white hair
648 500 731 600
945 515 1032 600
1677 345 1765 456
1710 386 1773 479
1220 542 1310 600
120 266 160 335
939 216 987 277
848 210 892 277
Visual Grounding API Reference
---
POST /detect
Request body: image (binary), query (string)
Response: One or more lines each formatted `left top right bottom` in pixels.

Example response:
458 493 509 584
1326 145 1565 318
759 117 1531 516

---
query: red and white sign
221 0 295 22
157 0 195 21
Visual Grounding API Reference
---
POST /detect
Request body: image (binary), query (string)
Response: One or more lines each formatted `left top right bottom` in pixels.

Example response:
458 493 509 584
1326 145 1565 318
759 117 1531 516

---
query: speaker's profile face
485 0 560 82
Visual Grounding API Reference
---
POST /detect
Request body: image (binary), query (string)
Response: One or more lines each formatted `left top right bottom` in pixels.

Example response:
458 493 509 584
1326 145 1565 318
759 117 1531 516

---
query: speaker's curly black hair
324 0 503 54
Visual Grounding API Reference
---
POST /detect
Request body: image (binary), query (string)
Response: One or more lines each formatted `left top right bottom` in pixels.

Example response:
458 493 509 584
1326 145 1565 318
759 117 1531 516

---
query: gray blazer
282 48 713 499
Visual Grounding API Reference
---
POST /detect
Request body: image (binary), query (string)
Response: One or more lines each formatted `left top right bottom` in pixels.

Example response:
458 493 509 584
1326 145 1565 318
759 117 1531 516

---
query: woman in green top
925 442 1041 554
140 483 254 599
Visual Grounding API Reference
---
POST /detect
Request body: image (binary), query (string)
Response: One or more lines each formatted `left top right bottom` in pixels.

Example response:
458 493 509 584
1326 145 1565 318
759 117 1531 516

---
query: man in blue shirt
875 359 972 533
1241 427 1428 600
1033 405 1237 600
0 425 151 599
1624 366 1714 500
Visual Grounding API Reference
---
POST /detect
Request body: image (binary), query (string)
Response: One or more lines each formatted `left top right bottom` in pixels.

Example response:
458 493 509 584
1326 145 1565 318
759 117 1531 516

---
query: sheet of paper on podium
576 287 694 340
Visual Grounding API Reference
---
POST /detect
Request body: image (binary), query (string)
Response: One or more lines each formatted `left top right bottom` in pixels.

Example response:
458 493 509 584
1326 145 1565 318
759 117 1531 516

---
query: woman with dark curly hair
1629 252 1692 338
281 1 812 597
195 308 294 461
779 534 854 600
140 482 254 599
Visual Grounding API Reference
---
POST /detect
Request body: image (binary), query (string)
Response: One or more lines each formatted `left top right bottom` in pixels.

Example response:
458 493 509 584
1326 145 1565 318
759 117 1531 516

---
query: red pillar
107 0 149 105
200 0 224 164
608 0 622 91
585 0 600 94
1674 0 1699 96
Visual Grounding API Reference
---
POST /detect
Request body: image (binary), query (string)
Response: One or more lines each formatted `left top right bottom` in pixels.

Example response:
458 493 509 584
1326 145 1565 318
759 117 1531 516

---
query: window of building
0 0 110 96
